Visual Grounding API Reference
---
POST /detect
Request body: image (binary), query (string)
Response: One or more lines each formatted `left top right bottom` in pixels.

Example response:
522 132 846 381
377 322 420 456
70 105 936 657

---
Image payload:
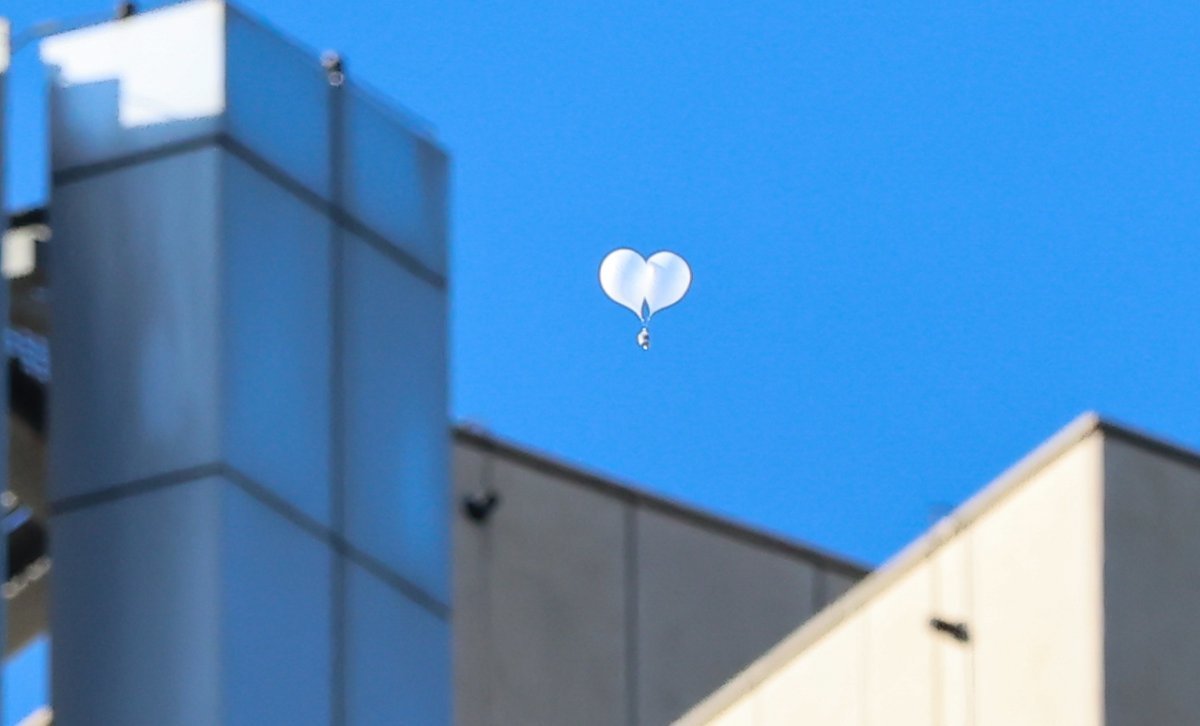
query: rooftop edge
453 423 872 578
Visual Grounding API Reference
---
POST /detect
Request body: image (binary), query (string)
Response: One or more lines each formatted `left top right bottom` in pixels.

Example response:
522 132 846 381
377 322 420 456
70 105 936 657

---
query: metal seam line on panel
861 604 870 726
51 131 446 290
966 531 977 726
222 465 450 619
623 503 640 726
47 461 451 620
327 55 348 726
812 566 826 616
929 530 943 726
47 462 226 514
479 450 497 725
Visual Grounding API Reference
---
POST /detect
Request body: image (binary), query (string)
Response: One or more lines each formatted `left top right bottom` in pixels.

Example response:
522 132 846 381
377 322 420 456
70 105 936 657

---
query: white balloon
599 248 651 318
598 248 691 322
645 251 691 317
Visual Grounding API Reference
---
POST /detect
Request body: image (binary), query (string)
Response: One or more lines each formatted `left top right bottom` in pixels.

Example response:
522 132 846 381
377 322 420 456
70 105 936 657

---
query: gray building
1 304 867 726
453 428 865 725
2 6 868 725
41 1 450 723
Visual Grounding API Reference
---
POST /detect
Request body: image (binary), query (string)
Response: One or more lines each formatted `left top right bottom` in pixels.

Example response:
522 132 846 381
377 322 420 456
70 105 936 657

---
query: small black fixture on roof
116 2 137 20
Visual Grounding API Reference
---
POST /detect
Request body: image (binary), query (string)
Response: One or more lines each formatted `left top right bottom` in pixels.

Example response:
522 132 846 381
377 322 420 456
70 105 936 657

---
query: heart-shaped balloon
599 248 692 322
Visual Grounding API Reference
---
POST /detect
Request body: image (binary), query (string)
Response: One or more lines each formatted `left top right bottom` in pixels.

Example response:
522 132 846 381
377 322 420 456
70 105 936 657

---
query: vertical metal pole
325 49 347 726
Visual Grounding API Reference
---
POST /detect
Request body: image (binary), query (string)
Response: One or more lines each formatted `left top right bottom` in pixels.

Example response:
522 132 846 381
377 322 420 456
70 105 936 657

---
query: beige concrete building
681 413 1200 725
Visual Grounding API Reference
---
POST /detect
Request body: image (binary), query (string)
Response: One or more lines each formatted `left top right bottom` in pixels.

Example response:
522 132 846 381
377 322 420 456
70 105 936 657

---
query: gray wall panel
452 437 868 725
50 148 223 501
220 152 333 527
457 454 628 726
220 483 334 725
451 444 491 726
51 478 224 726
1104 435 1200 725
339 90 447 275
46 5 452 722
345 560 451 725
341 232 449 604
635 507 820 725
824 570 859 603
52 477 335 726
225 6 331 198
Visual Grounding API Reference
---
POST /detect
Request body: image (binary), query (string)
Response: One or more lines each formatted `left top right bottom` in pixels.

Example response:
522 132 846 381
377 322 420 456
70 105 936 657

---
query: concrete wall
1103 434 1200 725
453 431 868 726
685 419 1107 726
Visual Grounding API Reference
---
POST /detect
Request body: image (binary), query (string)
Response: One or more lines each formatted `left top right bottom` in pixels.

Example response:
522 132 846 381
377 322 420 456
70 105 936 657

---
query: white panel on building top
41 0 226 171
41 1 225 125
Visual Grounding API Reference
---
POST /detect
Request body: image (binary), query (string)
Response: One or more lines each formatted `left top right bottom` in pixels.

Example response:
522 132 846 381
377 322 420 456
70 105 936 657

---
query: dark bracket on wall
929 617 970 643
462 491 500 524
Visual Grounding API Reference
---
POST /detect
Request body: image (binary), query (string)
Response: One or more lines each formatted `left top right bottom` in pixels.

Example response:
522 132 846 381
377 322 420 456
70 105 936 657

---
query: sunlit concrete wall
453 430 868 726
43 2 448 724
682 415 1113 725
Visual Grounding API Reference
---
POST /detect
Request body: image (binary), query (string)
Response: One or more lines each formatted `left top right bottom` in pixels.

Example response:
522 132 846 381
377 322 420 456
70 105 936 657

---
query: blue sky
6 0 1200 568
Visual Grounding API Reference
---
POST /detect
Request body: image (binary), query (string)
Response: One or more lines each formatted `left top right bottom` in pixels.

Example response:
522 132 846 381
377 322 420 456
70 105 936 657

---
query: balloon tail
637 327 650 351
